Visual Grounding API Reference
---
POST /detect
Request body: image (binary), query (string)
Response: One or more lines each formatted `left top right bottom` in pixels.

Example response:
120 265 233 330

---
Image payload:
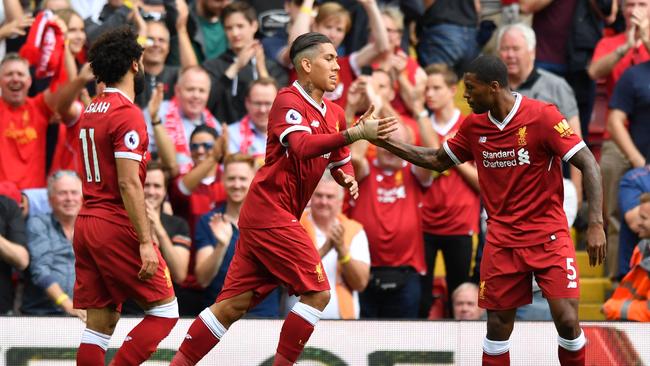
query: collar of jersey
103 87 133 104
487 92 521 131
292 81 327 117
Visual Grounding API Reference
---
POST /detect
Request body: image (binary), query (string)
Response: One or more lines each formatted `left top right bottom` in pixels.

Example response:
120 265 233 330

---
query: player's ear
489 80 501 93
301 57 312 74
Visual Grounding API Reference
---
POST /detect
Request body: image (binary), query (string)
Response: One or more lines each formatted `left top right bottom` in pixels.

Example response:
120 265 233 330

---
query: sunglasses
190 142 215 151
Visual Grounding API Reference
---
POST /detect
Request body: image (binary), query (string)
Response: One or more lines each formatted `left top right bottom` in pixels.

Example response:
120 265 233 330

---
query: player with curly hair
73 26 179 366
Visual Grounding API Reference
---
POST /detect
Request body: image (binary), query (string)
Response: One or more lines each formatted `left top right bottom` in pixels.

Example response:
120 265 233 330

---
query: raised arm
353 0 390 68
181 130 227 192
56 63 94 124
588 26 635 80
176 0 199 67
277 0 315 66
568 147 606 266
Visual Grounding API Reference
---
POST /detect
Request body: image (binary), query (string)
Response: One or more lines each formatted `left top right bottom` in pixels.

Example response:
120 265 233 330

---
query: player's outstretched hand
346 105 398 142
586 223 606 266
138 243 159 280
334 168 359 199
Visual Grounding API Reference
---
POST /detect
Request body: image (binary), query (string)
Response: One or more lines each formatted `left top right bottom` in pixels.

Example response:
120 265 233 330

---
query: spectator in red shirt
348 124 430 318
0 53 78 189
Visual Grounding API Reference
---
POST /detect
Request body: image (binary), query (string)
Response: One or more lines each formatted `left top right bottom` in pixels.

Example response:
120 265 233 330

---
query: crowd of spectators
0 0 648 321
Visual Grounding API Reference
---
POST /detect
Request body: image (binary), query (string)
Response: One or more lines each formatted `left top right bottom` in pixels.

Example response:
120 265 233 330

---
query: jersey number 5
79 128 101 183
566 258 578 289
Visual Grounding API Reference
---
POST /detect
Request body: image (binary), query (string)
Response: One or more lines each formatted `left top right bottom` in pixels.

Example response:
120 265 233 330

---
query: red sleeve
541 105 586 161
285 131 347 160
591 36 615 64
328 107 352 169
331 159 354 179
110 105 149 162
443 115 473 165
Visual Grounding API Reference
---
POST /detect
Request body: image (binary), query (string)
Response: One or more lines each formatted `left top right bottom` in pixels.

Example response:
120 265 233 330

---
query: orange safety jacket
603 240 650 322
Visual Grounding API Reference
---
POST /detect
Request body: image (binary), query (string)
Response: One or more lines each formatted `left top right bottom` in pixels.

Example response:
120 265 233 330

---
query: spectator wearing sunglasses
148 65 222 176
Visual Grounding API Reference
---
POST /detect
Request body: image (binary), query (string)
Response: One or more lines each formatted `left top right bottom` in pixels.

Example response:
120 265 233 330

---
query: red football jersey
346 161 426 273
239 81 351 228
77 88 149 226
0 93 53 189
444 94 585 247
422 111 480 236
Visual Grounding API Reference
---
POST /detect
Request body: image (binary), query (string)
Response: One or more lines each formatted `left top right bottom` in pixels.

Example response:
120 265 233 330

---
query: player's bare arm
568 147 606 267
373 137 455 172
116 158 158 280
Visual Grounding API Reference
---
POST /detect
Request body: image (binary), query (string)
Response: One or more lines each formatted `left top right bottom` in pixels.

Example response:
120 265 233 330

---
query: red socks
171 317 221 366
558 330 586 366
77 328 111 366
275 310 317 364
482 337 510 366
109 316 178 366
558 345 586 366
77 343 106 366
482 351 510 366
171 308 226 366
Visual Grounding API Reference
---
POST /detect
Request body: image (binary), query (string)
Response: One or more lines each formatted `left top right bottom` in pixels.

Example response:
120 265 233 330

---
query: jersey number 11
79 128 101 183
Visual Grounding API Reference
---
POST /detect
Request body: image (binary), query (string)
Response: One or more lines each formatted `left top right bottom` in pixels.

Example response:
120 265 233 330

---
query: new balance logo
185 334 193 340
517 148 530 165
124 336 132 342
479 136 487 143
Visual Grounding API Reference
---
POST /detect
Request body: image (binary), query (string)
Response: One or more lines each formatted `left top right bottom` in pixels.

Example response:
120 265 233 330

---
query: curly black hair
87 26 143 85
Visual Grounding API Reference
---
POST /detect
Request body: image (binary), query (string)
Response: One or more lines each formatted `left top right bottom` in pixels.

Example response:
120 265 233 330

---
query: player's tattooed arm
373 137 455 172
569 147 607 266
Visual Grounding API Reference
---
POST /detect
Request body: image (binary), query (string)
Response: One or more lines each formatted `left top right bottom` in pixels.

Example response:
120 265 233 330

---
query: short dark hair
222 1 257 24
146 159 169 188
466 55 508 88
190 125 219 141
88 26 144 85
289 32 332 68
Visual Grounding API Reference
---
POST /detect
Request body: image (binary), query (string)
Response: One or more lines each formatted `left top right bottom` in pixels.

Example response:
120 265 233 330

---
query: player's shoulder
520 95 557 114
275 86 305 107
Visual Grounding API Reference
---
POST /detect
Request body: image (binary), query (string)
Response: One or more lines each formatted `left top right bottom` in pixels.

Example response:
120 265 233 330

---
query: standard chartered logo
482 148 530 168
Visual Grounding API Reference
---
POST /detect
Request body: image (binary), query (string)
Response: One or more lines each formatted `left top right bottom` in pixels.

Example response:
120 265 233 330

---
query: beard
134 67 146 96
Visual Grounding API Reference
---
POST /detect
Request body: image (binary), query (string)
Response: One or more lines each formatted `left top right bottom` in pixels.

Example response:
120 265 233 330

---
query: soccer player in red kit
72 27 179 365
170 32 397 366
372 55 607 366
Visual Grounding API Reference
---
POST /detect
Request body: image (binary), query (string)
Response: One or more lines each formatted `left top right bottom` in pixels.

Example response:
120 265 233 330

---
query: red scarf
239 115 254 154
19 10 67 91
164 97 218 173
